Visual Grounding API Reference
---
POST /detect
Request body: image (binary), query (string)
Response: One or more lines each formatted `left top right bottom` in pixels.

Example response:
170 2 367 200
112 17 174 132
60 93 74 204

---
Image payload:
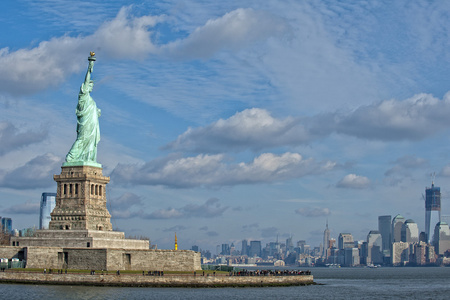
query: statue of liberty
64 52 101 167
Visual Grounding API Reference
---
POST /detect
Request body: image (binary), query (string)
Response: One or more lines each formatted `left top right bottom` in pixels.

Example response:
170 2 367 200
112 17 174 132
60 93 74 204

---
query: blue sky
1 0 450 251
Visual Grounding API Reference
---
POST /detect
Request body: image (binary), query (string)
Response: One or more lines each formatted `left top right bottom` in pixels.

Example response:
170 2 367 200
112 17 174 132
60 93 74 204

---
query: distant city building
230 243 236 255
1 217 12 234
344 248 360 266
285 236 294 255
303 244 311 255
367 230 383 265
39 192 56 229
392 241 409 266
401 219 419 243
323 221 330 258
297 240 306 254
249 240 262 257
221 243 230 255
378 215 391 256
419 231 427 243
19 227 35 237
425 182 441 243
442 215 450 225
241 239 248 256
266 241 281 258
191 245 199 252
202 250 211 260
433 222 450 255
338 233 354 250
412 242 435 265
391 214 405 244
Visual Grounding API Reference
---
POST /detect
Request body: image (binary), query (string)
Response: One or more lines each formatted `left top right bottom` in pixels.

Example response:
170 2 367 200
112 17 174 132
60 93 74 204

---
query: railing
201 264 237 272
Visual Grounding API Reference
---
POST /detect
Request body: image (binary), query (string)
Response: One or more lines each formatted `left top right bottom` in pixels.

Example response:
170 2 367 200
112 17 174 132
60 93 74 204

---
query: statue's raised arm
85 60 94 84
63 52 102 168
82 53 96 94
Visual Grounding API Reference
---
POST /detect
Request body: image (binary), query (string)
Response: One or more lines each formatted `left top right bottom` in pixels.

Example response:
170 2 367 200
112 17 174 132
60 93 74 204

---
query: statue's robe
65 82 101 164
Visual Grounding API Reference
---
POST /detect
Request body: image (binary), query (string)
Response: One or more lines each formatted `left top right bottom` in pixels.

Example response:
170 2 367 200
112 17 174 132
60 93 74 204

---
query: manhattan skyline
1 0 450 251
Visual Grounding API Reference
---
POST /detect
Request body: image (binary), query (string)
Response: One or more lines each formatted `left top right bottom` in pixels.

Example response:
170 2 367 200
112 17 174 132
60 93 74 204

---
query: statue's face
88 82 94 92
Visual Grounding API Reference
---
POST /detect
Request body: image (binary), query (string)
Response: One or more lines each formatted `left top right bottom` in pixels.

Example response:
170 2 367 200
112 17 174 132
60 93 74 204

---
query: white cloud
260 226 278 238
144 208 183 219
336 174 370 189
109 192 143 209
111 152 337 188
0 153 62 189
335 93 450 141
439 164 450 177
295 207 331 217
2 201 40 215
162 225 187 232
384 155 428 177
109 192 143 219
167 93 450 153
142 198 228 219
0 6 163 95
93 6 163 59
0 6 286 96
165 108 312 152
164 8 288 59
0 121 48 156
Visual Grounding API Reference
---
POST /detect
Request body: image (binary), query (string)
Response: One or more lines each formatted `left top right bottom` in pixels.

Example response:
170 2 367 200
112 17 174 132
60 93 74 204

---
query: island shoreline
0 271 314 288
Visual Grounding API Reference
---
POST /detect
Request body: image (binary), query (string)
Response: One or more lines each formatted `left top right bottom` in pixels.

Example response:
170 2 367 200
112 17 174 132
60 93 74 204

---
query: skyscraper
401 219 419 243
249 240 262 257
241 239 248 256
39 192 56 229
391 214 405 243
433 222 450 255
285 236 294 255
1 217 12 234
378 215 391 256
367 230 383 265
323 221 330 258
425 182 441 242
221 243 230 255
338 233 354 249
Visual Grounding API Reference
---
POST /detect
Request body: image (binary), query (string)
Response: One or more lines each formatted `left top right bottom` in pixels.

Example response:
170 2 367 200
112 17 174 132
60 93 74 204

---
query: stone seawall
0 272 314 287
0 246 202 271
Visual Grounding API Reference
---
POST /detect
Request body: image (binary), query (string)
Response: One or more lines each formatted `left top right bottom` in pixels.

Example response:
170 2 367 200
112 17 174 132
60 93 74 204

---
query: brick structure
50 166 112 231
3 165 201 272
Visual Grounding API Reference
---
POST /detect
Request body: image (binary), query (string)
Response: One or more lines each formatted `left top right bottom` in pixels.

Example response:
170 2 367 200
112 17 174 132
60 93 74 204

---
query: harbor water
1 267 449 299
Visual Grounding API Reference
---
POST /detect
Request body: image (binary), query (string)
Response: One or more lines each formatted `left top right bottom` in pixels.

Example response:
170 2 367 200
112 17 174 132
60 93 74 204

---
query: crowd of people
231 269 311 276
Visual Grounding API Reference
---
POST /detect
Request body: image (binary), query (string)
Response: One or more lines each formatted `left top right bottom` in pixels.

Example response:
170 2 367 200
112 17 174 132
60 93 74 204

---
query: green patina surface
64 54 101 167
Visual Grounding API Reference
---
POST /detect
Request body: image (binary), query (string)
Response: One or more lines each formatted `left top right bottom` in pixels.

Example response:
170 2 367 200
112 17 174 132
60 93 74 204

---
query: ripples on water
2 267 449 300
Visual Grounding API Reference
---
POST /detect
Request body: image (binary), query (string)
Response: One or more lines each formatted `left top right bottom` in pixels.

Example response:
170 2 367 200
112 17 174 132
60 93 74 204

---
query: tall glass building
1 217 12 233
425 182 441 242
378 215 391 255
249 240 262 257
241 239 248 256
39 192 56 229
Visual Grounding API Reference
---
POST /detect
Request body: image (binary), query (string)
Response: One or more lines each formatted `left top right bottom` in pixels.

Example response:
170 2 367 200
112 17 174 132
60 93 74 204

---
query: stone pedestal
49 166 112 231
